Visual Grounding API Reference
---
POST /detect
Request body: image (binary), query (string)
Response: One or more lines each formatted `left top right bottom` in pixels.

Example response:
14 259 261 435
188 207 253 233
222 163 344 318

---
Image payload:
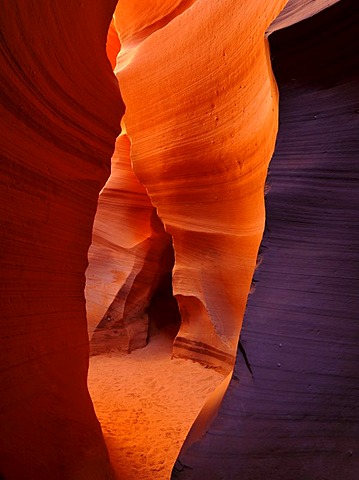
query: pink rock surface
268 0 340 32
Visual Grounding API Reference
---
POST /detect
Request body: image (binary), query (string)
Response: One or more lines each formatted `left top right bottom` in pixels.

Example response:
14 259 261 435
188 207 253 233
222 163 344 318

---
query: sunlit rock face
113 0 288 372
175 0 359 478
106 18 121 70
0 1 123 479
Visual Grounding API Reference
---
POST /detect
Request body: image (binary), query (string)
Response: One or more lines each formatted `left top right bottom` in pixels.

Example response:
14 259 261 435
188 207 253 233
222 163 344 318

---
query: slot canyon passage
0 1 358 480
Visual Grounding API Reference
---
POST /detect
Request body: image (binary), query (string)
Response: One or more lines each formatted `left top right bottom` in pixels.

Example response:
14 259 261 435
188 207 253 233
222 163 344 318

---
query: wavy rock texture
2 0 358 479
113 0 198 45
86 128 180 355
175 1 359 478
268 0 340 32
86 132 175 354
115 0 288 373
0 1 123 479
88 15 182 356
106 18 121 71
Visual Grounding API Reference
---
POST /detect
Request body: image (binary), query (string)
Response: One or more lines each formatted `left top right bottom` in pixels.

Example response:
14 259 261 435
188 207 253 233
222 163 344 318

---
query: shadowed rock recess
1 0 358 479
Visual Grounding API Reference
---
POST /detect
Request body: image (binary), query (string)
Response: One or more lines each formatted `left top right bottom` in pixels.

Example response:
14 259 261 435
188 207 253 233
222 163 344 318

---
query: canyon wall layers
2 0 358 479
86 0 345 365
174 1 359 478
112 0 288 373
0 1 123 479
268 0 340 32
85 0 342 370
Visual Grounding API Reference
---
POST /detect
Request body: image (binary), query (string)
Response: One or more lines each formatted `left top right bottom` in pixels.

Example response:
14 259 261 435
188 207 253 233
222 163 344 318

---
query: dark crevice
147 241 181 340
237 339 253 378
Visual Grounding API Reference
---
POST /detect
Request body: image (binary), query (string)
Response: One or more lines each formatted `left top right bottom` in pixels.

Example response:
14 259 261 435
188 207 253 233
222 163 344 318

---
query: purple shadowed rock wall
173 1 359 478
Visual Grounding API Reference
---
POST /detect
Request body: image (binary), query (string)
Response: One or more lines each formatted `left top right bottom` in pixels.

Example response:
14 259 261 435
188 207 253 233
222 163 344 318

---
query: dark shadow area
147 242 182 340
269 0 358 86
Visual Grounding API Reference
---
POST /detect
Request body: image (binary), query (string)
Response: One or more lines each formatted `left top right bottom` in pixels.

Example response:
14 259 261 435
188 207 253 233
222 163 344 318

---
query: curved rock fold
113 0 287 372
2 1 358 479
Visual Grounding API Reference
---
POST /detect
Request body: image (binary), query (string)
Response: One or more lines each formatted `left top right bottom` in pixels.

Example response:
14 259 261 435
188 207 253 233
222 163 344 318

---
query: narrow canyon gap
1 1 358 480
86 1 291 478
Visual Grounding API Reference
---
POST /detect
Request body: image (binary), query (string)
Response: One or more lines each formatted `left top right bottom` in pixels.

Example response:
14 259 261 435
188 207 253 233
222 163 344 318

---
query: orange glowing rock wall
106 18 121 70
86 132 174 353
85 0 344 366
113 0 288 372
86 133 153 338
0 1 123 478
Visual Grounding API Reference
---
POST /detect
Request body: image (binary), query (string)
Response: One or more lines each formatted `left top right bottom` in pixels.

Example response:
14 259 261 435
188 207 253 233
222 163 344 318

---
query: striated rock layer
175 1 359 478
114 0 288 373
2 0 358 478
86 131 173 353
0 1 123 479
268 0 340 32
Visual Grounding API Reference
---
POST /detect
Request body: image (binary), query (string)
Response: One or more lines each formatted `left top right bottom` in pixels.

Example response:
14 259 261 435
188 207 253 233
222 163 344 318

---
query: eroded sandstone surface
111 0 288 373
1 0 358 479
0 1 123 478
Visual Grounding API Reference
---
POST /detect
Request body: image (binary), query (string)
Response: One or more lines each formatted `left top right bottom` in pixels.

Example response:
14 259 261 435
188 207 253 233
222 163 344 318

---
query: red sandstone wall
0 1 123 478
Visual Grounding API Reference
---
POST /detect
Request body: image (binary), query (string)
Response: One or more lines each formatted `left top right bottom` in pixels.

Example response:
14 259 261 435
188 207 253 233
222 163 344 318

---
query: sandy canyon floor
88 332 225 480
